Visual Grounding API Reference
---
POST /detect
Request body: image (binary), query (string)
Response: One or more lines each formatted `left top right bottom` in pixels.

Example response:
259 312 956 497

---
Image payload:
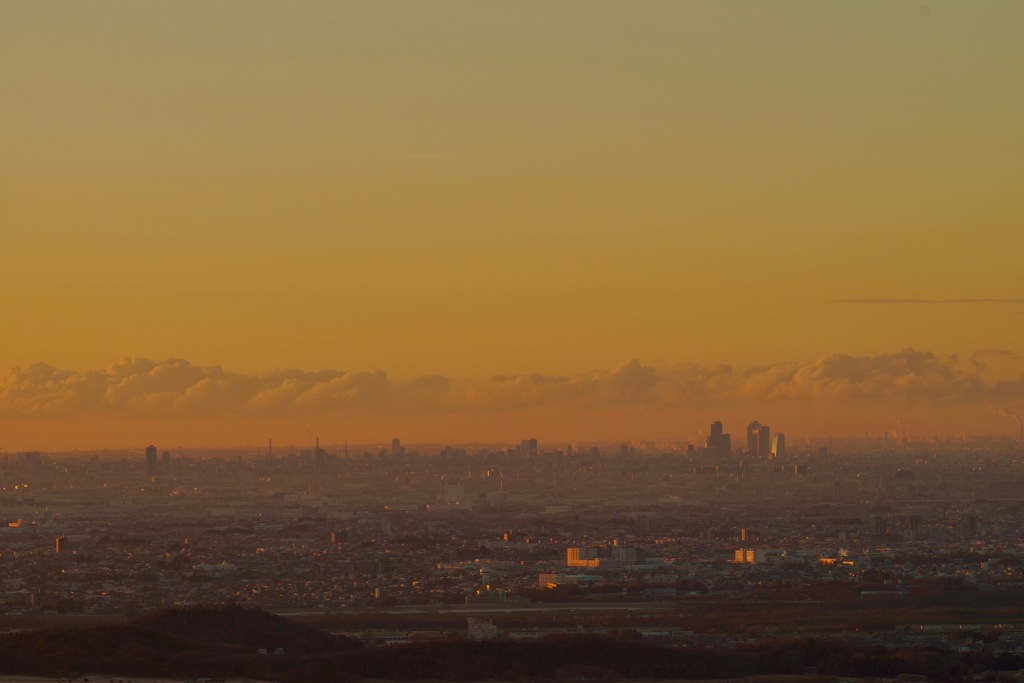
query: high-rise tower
746 422 761 456
706 421 731 458
145 445 158 477
758 425 771 459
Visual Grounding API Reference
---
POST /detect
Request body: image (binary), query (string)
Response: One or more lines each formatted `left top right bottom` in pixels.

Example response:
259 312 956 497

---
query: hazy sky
2 2 1023 449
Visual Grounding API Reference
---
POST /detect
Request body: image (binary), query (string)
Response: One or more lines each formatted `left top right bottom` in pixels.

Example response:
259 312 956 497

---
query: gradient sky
2 2 1023 450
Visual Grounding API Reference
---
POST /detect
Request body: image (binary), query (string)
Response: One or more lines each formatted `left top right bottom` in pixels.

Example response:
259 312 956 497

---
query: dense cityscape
3 422 1024 658
6 1 1023 680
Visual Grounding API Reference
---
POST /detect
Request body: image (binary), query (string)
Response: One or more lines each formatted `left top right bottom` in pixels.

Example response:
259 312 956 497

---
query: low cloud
970 349 1020 372
0 348 1020 417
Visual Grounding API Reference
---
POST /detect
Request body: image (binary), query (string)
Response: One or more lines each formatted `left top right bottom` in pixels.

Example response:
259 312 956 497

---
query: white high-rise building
771 433 786 459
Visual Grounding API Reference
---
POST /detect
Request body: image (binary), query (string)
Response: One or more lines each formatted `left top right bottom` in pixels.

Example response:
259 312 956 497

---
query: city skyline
1 347 1023 450
3 2 1023 449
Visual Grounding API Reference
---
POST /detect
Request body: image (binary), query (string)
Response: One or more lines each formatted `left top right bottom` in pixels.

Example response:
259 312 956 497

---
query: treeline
2 606 1024 682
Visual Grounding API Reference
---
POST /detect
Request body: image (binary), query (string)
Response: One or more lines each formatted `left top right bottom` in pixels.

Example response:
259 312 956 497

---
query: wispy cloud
0 349 1020 418
833 298 1024 304
970 349 1020 372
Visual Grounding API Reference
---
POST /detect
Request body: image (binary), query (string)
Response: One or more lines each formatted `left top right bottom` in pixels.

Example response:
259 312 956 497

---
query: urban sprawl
3 422 1024 650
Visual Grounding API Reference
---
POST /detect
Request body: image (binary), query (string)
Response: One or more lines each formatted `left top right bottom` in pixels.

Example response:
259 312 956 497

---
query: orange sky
2 2 1023 450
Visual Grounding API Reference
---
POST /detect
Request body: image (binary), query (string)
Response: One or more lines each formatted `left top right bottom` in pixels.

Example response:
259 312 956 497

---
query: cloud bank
1 349 1021 418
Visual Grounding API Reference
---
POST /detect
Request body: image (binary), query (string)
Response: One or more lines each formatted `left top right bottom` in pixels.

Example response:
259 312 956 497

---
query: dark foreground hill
1 606 1024 682
325 636 1024 683
0 604 361 680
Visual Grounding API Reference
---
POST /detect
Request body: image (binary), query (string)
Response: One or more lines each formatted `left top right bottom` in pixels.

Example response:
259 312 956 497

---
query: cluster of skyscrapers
144 444 172 479
705 421 785 460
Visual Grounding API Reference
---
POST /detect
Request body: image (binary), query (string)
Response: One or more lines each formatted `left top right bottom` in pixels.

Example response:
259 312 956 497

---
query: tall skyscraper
706 421 731 458
758 425 771 459
771 432 786 459
746 422 761 456
520 439 538 458
145 445 157 477
746 422 772 458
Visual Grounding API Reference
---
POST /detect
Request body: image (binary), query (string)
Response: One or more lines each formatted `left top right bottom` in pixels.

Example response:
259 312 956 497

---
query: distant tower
520 439 538 458
746 422 761 456
145 445 158 477
391 438 403 457
758 425 771 459
707 421 731 458
771 433 786 459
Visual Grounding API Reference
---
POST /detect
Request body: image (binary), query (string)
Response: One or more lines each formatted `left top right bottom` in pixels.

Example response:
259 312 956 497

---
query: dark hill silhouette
137 604 353 655
0 604 361 680
0 607 1022 682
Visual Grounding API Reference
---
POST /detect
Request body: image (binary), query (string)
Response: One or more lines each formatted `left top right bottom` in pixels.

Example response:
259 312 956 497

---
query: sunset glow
3 2 1023 449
